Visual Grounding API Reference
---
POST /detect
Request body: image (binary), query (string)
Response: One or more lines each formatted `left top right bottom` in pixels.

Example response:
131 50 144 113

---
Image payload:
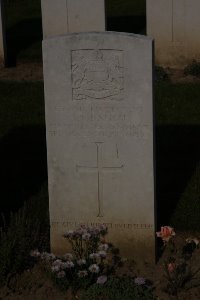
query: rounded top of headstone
43 31 154 43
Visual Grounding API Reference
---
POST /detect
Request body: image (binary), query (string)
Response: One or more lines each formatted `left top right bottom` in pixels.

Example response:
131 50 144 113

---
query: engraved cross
76 142 124 217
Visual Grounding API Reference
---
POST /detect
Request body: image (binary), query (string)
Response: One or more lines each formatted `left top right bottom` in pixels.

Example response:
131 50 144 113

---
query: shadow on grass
6 17 42 66
107 15 146 34
156 125 200 229
0 125 48 217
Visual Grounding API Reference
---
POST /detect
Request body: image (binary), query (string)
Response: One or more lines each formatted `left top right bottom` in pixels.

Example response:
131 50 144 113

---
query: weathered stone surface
43 32 155 262
41 0 105 38
147 0 200 67
0 0 6 66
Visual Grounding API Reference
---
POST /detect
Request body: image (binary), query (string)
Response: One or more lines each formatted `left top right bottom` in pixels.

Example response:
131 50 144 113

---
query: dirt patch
0 61 43 81
0 265 68 300
165 68 200 84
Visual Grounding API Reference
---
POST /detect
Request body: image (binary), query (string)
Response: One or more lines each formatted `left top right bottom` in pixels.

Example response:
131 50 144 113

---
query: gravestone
43 32 155 262
0 0 6 66
41 0 105 38
147 0 200 67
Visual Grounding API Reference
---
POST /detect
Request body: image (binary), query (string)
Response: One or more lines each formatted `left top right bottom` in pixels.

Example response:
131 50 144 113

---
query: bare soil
0 61 43 81
166 68 200 84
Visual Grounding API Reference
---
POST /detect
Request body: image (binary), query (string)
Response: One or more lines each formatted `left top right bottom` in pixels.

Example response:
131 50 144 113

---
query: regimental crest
71 49 124 101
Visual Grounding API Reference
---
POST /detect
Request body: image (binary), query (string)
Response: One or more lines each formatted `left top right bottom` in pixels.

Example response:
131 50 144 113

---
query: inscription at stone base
52 221 154 230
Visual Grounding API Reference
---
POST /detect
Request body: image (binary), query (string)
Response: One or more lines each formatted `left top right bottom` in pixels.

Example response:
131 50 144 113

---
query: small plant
0 200 48 286
184 60 200 77
156 226 200 298
31 224 122 293
80 275 154 300
155 66 169 82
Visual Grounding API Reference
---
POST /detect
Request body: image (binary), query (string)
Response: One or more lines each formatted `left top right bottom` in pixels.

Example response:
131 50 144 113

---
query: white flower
77 270 88 278
60 262 70 270
40 252 55 261
82 233 91 240
64 230 74 238
51 265 60 273
98 250 107 258
89 264 100 273
64 261 74 268
77 259 86 266
98 243 109 252
89 253 100 260
30 249 40 258
52 259 62 267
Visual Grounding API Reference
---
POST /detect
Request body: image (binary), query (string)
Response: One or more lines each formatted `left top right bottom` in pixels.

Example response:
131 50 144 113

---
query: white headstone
0 0 6 66
43 32 155 262
41 0 105 38
147 0 200 67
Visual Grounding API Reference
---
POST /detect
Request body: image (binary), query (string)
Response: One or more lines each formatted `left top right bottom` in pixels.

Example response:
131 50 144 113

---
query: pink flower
156 226 175 243
167 263 176 273
134 277 146 285
97 275 107 284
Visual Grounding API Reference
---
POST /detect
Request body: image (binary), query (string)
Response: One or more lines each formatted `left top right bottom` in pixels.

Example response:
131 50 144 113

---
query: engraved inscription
51 221 153 230
76 143 123 217
48 104 150 139
72 50 124 101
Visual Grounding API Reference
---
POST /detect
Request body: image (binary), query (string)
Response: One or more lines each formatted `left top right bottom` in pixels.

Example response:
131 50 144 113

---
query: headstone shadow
107 16 146 34
6 17 42 66
0 125 48 217
156 125 200 227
